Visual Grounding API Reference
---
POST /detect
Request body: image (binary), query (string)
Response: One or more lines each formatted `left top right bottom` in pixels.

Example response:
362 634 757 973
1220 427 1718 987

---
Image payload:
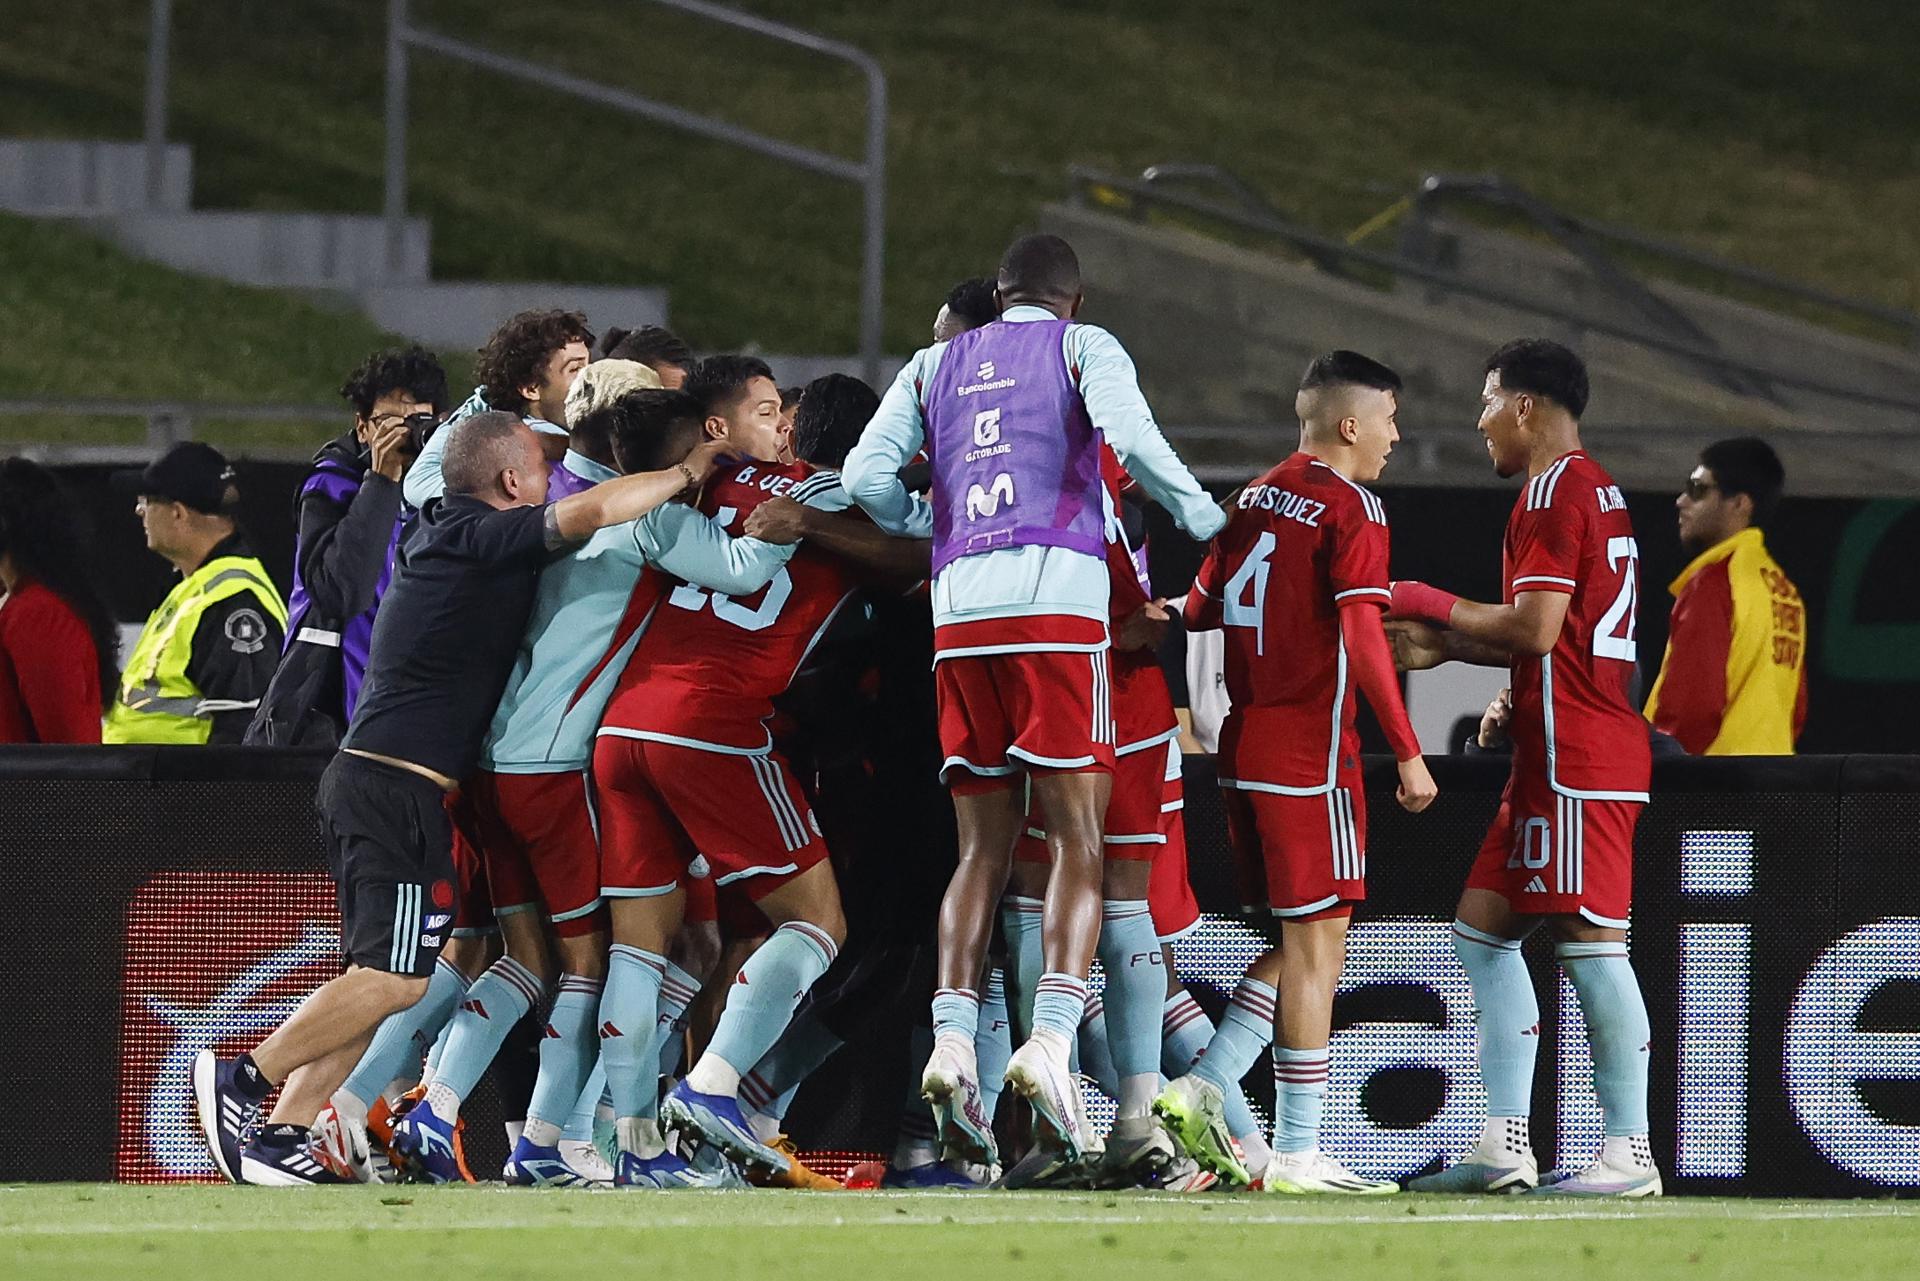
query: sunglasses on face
1684 478 1719 500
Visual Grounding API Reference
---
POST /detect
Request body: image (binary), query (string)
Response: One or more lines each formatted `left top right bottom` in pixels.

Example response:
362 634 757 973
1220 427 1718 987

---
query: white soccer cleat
311 1103 376 1183
558 1137 615 1184
1529 1155 1662 1198
920 1038 998 1166
1004 1038 1091 1163
1261 1150 1399 1196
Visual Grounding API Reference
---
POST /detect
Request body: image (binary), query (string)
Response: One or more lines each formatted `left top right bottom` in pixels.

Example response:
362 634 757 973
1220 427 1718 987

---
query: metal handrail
0 398 340 464
1415 173 1920 346
1139 163 1357 281
382 0 888 384
1068 166 1920 418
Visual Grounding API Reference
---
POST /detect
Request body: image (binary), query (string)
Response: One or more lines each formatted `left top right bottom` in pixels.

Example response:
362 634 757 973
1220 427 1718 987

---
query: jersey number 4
1222 531 1276 656
666 506 793 632
1593 536 1640 662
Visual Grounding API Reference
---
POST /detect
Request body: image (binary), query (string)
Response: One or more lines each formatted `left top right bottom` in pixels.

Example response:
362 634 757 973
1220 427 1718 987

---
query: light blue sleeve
1068 325 1226 540
842 347 937 538
635 502 797 595
402 386 490 508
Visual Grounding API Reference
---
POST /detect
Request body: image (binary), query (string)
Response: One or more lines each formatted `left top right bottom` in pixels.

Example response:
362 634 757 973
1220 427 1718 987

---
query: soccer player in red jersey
1392 339 1659 1197
1156 351 1437 1194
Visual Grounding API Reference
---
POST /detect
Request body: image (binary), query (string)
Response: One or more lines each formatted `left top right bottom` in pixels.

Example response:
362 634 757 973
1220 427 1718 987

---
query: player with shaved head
844 233 1225 1172
1156 351 1437 1194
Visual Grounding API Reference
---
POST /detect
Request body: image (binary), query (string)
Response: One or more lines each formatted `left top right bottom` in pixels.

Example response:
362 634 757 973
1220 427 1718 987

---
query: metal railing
382 0 889 383
0 399 337 465
1069 166 1920 420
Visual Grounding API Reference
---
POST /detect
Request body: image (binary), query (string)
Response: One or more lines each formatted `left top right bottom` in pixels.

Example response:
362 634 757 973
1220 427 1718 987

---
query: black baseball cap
110 442 239 514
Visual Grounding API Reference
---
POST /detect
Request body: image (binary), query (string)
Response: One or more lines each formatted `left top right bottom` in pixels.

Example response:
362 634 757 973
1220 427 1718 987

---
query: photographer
246 348 450 746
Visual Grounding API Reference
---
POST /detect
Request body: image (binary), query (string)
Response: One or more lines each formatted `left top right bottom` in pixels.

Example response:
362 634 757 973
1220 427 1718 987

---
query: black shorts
317 752 456 977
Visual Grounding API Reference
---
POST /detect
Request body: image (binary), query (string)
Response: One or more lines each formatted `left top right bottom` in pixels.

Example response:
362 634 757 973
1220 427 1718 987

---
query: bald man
194 411 732 1185
1155 351 1436 1194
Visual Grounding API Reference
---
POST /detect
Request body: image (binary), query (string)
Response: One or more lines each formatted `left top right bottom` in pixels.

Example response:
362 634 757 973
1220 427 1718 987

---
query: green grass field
4 1186 1917 1281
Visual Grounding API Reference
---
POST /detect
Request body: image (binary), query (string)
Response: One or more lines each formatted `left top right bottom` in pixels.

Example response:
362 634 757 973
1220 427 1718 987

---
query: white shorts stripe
750 756 804 851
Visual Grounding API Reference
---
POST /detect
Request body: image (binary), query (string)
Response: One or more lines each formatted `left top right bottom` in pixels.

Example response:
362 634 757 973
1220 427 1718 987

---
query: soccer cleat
1262 1151 1399 1195
1528 1156 1662 1198
239 1126 347 1186
1152 1074 1249 1187
558 1138 615 1184
920 1039 998 1166
389 1098 468 1184
1004 1040 1091 1164
311 1103 376 1183
882 1159 987 1189
748 1135 842 1190
1158 1153 1220 1193
1406 1152 1540 1194
997 1144 1089 1190
614 1148 737 1188
660 1081 790 1175
191 1051 258 1184
1091 1117 1177 1188
503 1136 610 1187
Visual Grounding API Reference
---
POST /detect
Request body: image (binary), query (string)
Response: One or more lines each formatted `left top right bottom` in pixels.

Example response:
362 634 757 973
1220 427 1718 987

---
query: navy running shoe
390 1097 464 1184
192 1050 262 1184
240 1124 347 1186
882 1160 985 1189
660 1082 789 1175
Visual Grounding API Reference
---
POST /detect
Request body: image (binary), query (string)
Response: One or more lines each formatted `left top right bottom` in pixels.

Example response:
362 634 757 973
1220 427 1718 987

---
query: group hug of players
192 231 1658 1196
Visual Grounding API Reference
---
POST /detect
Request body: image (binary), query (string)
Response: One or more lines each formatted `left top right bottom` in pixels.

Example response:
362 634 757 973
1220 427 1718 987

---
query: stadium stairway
1042 176 1920 496
0 138 668 348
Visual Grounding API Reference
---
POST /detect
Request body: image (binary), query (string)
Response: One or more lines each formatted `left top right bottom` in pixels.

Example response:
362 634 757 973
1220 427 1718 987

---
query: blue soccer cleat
240 1124 347 1186
614 1148 739 1188
191 1050 259 1184
660 1082 790 1175
882 1159 986 1189
389 1097 465 1184
503 1136 608 1188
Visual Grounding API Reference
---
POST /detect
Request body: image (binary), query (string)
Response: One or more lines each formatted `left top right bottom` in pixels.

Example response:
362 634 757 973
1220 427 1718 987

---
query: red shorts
1015 728 1174 862
593 735 828 902
447 801 496 938
1149 743 1200 941
683 869 770 937
448 770 604 939
1466 773 1641 927
935 648 1116 788
1221 762 1367 918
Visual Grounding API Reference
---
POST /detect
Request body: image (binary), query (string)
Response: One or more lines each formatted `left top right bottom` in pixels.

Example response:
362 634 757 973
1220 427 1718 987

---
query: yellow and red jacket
1645 527 1807 755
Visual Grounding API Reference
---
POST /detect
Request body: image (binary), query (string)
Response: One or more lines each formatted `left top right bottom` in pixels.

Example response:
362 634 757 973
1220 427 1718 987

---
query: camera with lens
402 412 439 456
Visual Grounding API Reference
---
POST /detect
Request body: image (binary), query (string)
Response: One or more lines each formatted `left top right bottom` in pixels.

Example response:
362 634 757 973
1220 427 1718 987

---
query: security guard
104 442 287 744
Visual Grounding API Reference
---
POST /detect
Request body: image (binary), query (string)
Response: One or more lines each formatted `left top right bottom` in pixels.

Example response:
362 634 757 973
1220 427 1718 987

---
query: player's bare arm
744 496 931 588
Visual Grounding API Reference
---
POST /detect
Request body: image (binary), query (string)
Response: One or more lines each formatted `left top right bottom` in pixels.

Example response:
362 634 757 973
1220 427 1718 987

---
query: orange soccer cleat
746 1136 844 1190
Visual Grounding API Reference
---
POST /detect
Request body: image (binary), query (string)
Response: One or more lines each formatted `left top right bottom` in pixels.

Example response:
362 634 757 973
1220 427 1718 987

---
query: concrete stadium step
76 208 432 289
353 282 670 350
0 139 191 215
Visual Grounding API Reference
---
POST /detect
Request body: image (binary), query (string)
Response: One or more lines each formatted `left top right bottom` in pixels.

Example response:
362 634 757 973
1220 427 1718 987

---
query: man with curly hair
404 310 595 509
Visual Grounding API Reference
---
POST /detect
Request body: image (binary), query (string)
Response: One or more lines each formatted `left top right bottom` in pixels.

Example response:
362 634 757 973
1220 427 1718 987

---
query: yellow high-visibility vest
102 554 287 744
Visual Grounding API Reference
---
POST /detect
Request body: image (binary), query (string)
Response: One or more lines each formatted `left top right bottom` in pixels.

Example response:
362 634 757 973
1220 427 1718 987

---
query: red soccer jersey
1503 451 1652 799
598 460 859 753
1101 452 1178 751
1186 453 1391 792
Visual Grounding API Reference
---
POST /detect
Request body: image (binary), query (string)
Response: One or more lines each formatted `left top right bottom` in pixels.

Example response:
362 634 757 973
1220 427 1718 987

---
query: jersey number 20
1593 536 1639 662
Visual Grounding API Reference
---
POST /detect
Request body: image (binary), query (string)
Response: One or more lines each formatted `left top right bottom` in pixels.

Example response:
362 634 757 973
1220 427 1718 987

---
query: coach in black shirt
192 409 729 1185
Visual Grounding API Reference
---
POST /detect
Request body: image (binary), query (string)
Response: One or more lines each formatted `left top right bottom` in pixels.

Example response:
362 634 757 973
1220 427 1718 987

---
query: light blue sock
705 922 838 1076
976 968 1013 1119
999 895 1045 1042
1453 921 1539 1118
1557 941 1651 1136
1162 988 1260 1143
524 974 602 1137
741 1011 844 1123
1191 974 1276 1097
931 986 980 1046
601 944 667 1122
1075 994 1120 1097
340 957 466 1107
653 961 701 1081
1095 900 1164 1085
1031 972 1089 1044
1271 1045 1329 1153
562 1058 606 1144
422 955 544 1120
